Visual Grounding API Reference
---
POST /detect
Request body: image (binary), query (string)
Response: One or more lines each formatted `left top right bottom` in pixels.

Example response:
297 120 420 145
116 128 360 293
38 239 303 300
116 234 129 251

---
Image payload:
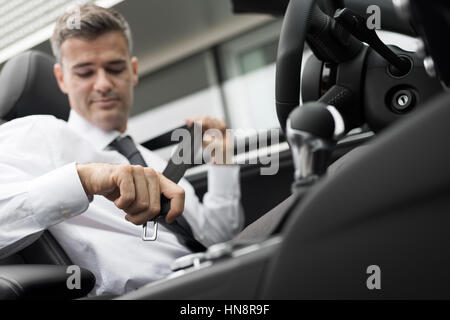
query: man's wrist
210 134 233 165
28 163 91 226
76 163 94 201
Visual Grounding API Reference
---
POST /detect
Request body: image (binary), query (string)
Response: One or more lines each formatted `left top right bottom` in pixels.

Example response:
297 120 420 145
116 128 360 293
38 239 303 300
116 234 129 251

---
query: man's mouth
91 97 120 108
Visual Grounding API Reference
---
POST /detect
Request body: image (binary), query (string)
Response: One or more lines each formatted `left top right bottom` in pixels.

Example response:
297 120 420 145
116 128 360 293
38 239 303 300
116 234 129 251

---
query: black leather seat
0 50 70 122
0 51 71 266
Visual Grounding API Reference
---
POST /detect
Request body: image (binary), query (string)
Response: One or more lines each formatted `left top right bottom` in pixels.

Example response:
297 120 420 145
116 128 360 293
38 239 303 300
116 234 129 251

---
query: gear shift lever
264 101 346 235
286 102 345 184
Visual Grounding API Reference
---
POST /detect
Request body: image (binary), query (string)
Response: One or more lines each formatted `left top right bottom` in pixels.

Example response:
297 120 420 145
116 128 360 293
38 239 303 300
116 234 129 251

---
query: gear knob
287 102 345 181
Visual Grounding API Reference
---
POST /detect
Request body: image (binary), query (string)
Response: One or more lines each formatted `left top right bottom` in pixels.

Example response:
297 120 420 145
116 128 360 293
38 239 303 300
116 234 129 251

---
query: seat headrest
0 50 70 122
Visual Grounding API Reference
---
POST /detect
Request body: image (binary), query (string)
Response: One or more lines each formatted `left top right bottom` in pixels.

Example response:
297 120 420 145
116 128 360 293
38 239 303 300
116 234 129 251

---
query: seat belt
142 123 204 251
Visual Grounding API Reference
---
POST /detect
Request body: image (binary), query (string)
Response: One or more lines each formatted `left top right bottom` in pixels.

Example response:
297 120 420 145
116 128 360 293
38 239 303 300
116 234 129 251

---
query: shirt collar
67 109 123 150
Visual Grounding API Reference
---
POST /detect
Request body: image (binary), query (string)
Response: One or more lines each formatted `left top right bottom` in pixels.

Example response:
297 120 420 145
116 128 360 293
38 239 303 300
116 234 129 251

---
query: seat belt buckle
142 221 158 241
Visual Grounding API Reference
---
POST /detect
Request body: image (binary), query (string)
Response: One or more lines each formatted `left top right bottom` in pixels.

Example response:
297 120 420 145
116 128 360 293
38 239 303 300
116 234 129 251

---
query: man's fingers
124 167 161 225
201 116 226 131
125 166 150 215
145 168 161 220
124 212 149 225
158 173 185 223
187 116 227 131
104 188 120 202
125 170 182 225
166 195 185 224
92 164 184 226
113 166 136 210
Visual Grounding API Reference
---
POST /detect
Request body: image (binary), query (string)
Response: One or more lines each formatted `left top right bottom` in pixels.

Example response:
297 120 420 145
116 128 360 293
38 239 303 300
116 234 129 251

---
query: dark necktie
109 135 206 252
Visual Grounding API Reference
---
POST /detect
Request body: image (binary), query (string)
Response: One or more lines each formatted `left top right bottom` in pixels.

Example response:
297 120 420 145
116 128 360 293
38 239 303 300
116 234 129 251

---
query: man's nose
93 69 113 93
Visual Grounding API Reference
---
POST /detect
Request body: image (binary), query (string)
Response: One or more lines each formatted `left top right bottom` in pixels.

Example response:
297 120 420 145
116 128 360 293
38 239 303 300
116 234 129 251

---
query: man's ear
53 63 68 94
131 57 139 86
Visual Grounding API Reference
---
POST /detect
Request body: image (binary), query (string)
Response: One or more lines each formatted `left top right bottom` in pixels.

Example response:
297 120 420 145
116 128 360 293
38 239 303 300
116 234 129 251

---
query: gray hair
50 4 133 63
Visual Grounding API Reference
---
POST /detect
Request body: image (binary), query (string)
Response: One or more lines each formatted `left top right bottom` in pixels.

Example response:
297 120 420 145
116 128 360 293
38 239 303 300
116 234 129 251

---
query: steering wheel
276 0 443 135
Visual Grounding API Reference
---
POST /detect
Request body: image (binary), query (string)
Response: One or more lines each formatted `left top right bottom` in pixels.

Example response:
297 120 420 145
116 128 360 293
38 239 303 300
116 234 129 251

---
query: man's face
54 31 138 132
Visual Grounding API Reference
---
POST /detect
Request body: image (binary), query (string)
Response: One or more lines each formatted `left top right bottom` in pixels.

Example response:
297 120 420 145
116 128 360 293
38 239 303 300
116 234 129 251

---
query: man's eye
76 71 94 78
107 68 125 75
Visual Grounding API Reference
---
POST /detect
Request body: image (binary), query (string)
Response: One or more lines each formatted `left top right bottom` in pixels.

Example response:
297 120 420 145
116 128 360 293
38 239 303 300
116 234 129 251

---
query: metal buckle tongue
142 221 158 241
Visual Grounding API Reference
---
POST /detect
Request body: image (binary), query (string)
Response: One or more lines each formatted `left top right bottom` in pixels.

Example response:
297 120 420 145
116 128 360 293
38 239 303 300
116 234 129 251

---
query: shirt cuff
28 162 90 228
207 164 240 197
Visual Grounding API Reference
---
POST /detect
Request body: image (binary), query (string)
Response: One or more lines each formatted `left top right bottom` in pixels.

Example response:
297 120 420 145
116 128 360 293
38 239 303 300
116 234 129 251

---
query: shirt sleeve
180 164 244 247
0 118 90 259
0 162 90 258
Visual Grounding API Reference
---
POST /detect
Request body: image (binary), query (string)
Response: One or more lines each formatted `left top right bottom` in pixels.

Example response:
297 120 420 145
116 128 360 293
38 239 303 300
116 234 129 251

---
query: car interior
0 0 450 299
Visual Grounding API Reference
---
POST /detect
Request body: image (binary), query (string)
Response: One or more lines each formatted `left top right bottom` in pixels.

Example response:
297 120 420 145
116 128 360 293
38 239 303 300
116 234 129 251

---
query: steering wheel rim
276 0 350 133
275 0 316 134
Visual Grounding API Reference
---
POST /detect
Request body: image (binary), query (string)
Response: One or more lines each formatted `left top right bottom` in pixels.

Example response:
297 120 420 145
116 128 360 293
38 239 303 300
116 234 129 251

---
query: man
0 5 243 296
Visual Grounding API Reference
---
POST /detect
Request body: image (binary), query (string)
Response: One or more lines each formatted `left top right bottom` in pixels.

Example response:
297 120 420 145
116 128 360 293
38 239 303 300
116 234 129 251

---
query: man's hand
76 163 185 225
186 116 233 165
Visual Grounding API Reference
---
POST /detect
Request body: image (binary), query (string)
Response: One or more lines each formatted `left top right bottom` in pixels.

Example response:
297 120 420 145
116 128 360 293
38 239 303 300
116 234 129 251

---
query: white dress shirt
0 110 244 296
